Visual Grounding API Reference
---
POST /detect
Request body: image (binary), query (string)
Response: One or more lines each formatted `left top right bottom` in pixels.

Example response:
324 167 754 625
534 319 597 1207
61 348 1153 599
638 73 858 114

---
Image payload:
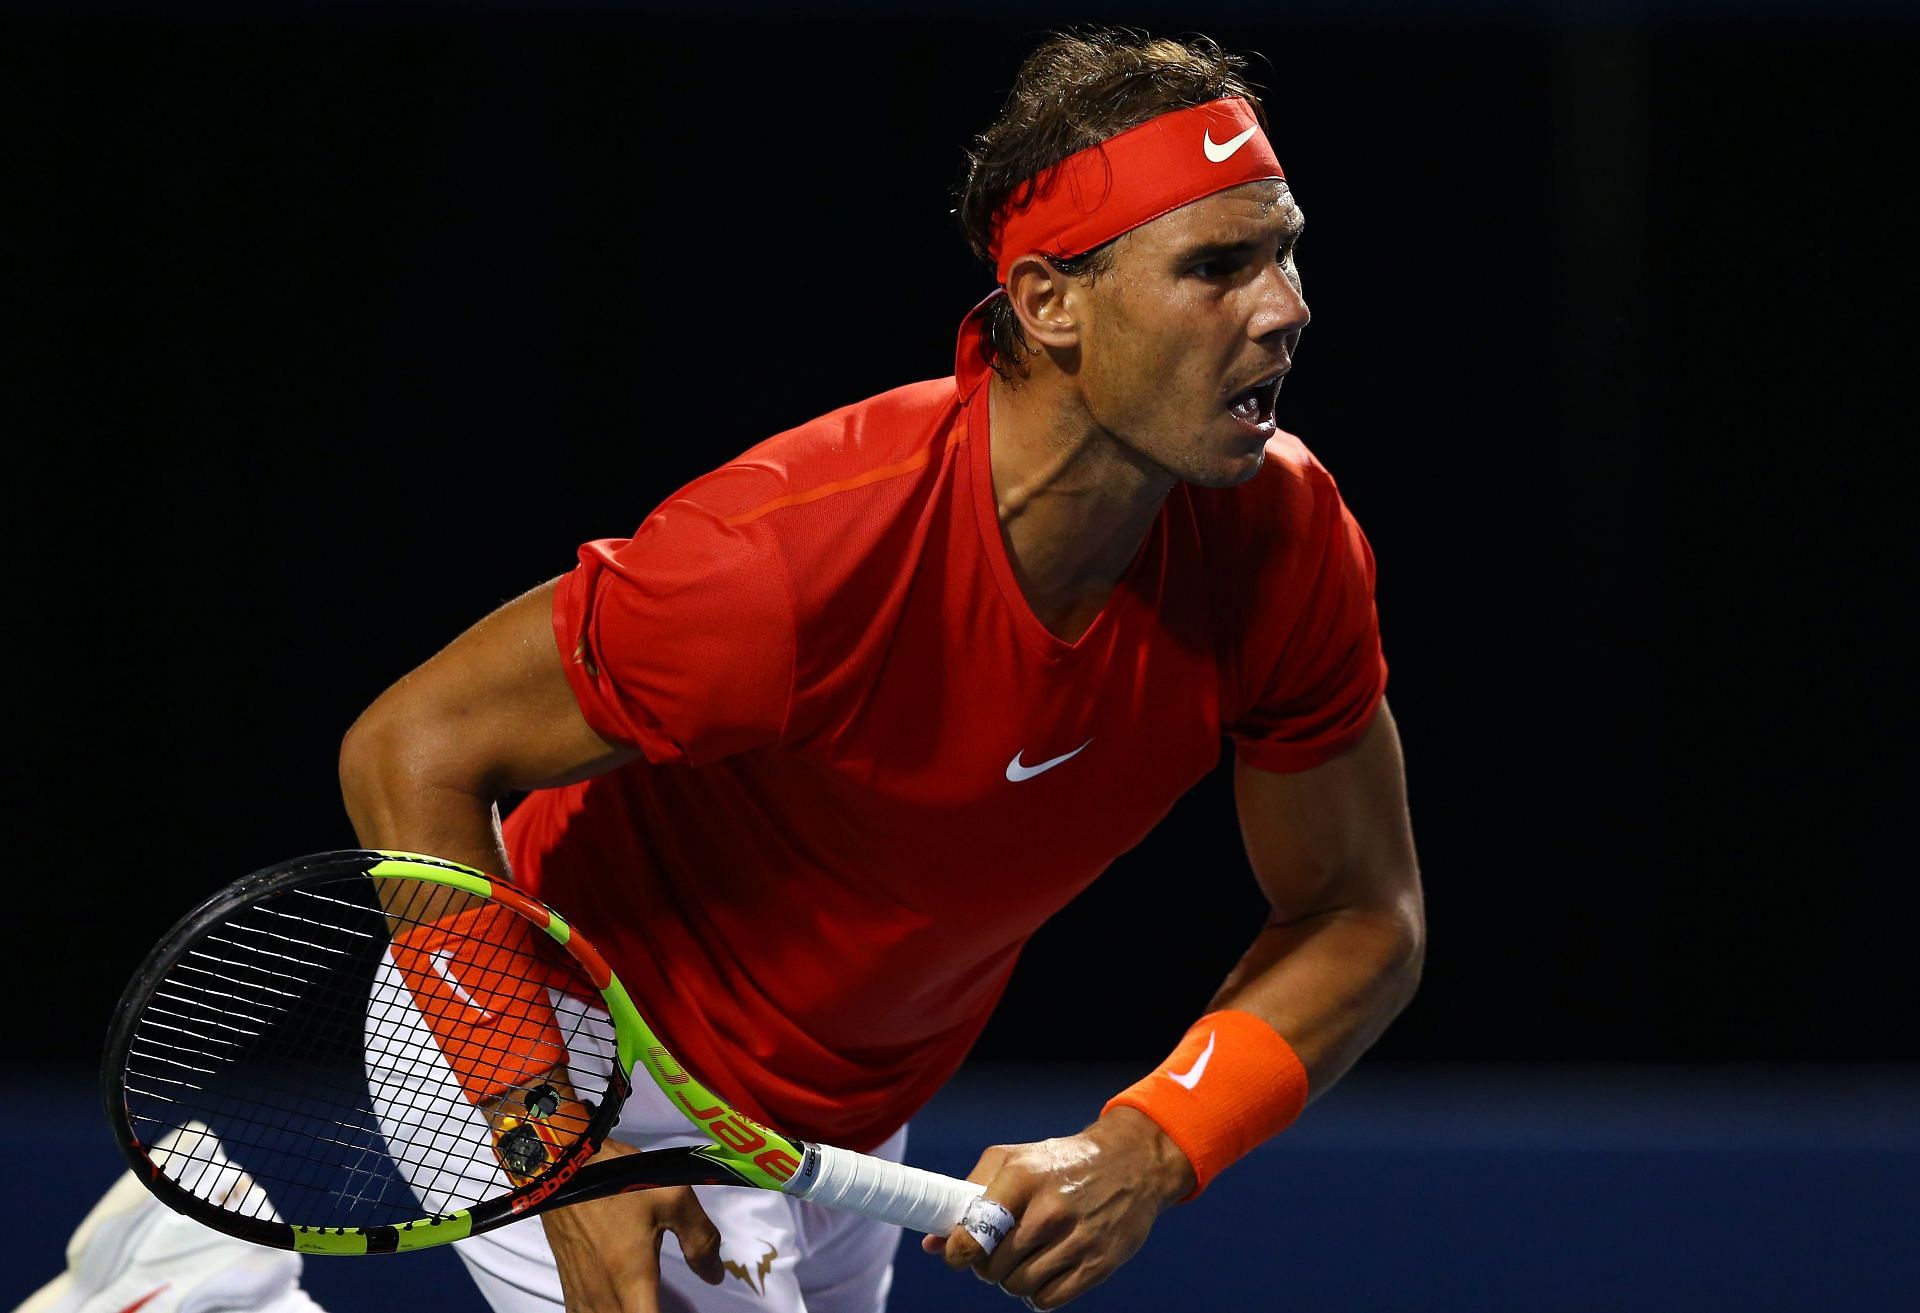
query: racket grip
786 1143 985 1236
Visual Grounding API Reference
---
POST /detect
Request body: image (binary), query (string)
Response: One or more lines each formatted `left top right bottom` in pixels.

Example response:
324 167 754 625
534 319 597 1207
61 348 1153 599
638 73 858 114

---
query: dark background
8 0 1915 1075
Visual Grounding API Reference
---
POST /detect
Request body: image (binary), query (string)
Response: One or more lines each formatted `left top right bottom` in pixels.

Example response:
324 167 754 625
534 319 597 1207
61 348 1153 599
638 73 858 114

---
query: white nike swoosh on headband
1203 125 1259 163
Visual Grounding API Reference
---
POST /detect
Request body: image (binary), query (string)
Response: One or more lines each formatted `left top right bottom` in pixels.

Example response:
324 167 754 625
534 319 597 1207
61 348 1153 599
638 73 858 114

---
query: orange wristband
390 903 568 1105
1102 1009 1309 1197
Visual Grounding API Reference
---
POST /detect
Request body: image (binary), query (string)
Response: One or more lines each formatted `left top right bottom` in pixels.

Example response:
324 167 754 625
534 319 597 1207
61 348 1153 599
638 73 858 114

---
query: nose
1250 262 1310 343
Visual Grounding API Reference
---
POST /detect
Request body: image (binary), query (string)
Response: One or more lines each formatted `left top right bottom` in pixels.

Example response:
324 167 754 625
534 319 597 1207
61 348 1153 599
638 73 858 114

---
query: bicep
342 578 638 800
1233 700 1420 922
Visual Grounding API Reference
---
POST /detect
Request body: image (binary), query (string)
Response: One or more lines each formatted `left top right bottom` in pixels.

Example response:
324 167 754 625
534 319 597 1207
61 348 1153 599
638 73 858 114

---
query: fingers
968 1201 1053 1289
1025 1266 1087 1312
629 1232 664 1313
937 1194 1017 1273
962 1196 1016 1253
1004 1234 1113 1311
931 1212 1095 1309
550 1211 662 1313
940 1194 1029 1274
987 1249 1100 1311
925 1139 1134 1310
940 1146 1015 1270
661 1189 726 1286
542 1184 723 1313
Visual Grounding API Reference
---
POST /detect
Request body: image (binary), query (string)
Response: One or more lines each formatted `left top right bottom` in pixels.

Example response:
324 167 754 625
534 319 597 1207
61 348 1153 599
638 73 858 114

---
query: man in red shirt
335 26 1423 1313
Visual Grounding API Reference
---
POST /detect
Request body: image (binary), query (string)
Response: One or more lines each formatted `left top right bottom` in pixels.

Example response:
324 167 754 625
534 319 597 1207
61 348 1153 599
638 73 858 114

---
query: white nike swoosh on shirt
1203 125 1259 163
430 948 495 1021
1168 1030 1216 1089
1005 739 1093 782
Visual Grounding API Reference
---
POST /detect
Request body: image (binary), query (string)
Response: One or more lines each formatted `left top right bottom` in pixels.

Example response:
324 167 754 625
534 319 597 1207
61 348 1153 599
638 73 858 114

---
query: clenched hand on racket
922 1108 1193 1311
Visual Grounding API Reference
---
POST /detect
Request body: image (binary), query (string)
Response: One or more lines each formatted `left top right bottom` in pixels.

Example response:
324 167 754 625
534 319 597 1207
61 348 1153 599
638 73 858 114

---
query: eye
1189 254 1244 280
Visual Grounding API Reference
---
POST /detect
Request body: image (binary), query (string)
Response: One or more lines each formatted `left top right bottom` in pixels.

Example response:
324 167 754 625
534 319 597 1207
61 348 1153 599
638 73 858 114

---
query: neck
986 369 1175 641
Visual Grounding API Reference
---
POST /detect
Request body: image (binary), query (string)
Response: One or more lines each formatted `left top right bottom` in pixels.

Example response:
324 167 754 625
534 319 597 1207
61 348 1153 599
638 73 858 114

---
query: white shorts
364 956 903 1313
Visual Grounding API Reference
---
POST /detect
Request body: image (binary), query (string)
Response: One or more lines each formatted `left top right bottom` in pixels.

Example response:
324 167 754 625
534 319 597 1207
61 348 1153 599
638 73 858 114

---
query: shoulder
648 378 968 636
602 376 961 589
557 378 963 762
625 371 965 624
666 377 962 527
582 376 959 600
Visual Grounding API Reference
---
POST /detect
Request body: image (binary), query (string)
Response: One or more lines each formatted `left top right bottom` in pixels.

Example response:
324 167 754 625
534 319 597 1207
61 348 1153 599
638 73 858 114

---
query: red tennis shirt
502 303 1386 1151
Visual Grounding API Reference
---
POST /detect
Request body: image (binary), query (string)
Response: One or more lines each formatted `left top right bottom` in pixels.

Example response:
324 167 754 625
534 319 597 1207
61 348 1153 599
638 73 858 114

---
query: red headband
988 98 1284 284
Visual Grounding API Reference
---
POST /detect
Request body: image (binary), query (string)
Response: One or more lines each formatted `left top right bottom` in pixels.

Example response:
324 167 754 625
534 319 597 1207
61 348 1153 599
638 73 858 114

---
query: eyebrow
1177 216 1306 263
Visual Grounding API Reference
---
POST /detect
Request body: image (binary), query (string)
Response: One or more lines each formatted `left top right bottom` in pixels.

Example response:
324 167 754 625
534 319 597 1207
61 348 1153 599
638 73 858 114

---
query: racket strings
132 889 600 1221
119 873 617 1231
127 885 422 1221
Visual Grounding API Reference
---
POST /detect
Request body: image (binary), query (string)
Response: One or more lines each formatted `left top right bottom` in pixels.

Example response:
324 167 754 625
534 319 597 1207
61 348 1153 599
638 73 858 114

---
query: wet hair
957 28 1267 379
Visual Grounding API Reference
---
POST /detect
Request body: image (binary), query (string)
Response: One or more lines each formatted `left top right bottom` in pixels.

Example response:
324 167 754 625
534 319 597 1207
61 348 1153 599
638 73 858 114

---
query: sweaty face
1069 180 1309 488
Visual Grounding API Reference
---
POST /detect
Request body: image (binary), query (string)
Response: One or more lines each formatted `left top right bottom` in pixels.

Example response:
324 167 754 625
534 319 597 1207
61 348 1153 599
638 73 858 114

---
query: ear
1003 254 1084 352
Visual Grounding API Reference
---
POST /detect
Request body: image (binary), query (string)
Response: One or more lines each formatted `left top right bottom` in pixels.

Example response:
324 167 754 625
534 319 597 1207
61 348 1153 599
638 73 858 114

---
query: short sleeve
551 498 795 767
1226 468 1388 774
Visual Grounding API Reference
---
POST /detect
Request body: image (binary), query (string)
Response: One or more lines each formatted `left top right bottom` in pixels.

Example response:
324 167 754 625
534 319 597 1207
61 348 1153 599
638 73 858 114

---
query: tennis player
29 27 1422 1313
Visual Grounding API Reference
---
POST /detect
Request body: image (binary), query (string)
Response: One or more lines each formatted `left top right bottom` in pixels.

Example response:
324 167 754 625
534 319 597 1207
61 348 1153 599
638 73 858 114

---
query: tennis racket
102 850 1012 1257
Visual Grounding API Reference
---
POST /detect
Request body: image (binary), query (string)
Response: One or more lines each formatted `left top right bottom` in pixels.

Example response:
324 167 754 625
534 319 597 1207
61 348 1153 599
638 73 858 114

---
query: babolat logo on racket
511 1151 588 1214
787 1146 822 1191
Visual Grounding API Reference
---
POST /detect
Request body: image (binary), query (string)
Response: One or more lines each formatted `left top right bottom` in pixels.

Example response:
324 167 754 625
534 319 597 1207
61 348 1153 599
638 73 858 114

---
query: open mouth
1226 370 1286 431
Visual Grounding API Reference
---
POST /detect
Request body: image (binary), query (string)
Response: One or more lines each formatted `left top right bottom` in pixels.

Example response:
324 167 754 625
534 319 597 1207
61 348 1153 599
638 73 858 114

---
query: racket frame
102 850 813 1254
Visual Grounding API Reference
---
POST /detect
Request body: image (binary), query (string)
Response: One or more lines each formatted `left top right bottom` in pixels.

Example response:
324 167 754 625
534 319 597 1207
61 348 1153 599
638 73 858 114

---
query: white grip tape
785 1144 1012 1252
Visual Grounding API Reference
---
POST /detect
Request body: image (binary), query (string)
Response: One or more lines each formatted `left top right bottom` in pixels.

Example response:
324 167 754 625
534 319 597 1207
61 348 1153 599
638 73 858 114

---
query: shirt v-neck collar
954 293 1162 662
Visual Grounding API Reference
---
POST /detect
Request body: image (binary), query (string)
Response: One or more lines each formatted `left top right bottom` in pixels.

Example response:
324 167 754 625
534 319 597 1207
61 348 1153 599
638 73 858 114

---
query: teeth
1227 369 1288 425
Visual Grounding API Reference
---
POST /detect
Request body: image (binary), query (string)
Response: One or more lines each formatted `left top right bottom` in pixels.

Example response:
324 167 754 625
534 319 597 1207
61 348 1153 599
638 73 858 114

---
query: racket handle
786 1143 989 1238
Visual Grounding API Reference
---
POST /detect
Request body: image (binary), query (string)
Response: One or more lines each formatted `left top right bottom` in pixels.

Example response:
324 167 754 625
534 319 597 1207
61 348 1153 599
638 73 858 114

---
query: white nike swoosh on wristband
1168 1030 1216 1089
1203 125 1258 163
430 949 496 1022
1005 739 1093 782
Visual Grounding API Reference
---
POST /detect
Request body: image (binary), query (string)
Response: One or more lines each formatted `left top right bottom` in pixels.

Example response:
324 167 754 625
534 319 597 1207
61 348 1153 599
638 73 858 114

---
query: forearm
347 731 600 1185
1209 899 1423 1098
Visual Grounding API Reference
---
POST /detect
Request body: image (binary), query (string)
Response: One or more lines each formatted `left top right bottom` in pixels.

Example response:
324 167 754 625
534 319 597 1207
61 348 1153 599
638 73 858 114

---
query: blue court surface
12 1064 1916 1311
